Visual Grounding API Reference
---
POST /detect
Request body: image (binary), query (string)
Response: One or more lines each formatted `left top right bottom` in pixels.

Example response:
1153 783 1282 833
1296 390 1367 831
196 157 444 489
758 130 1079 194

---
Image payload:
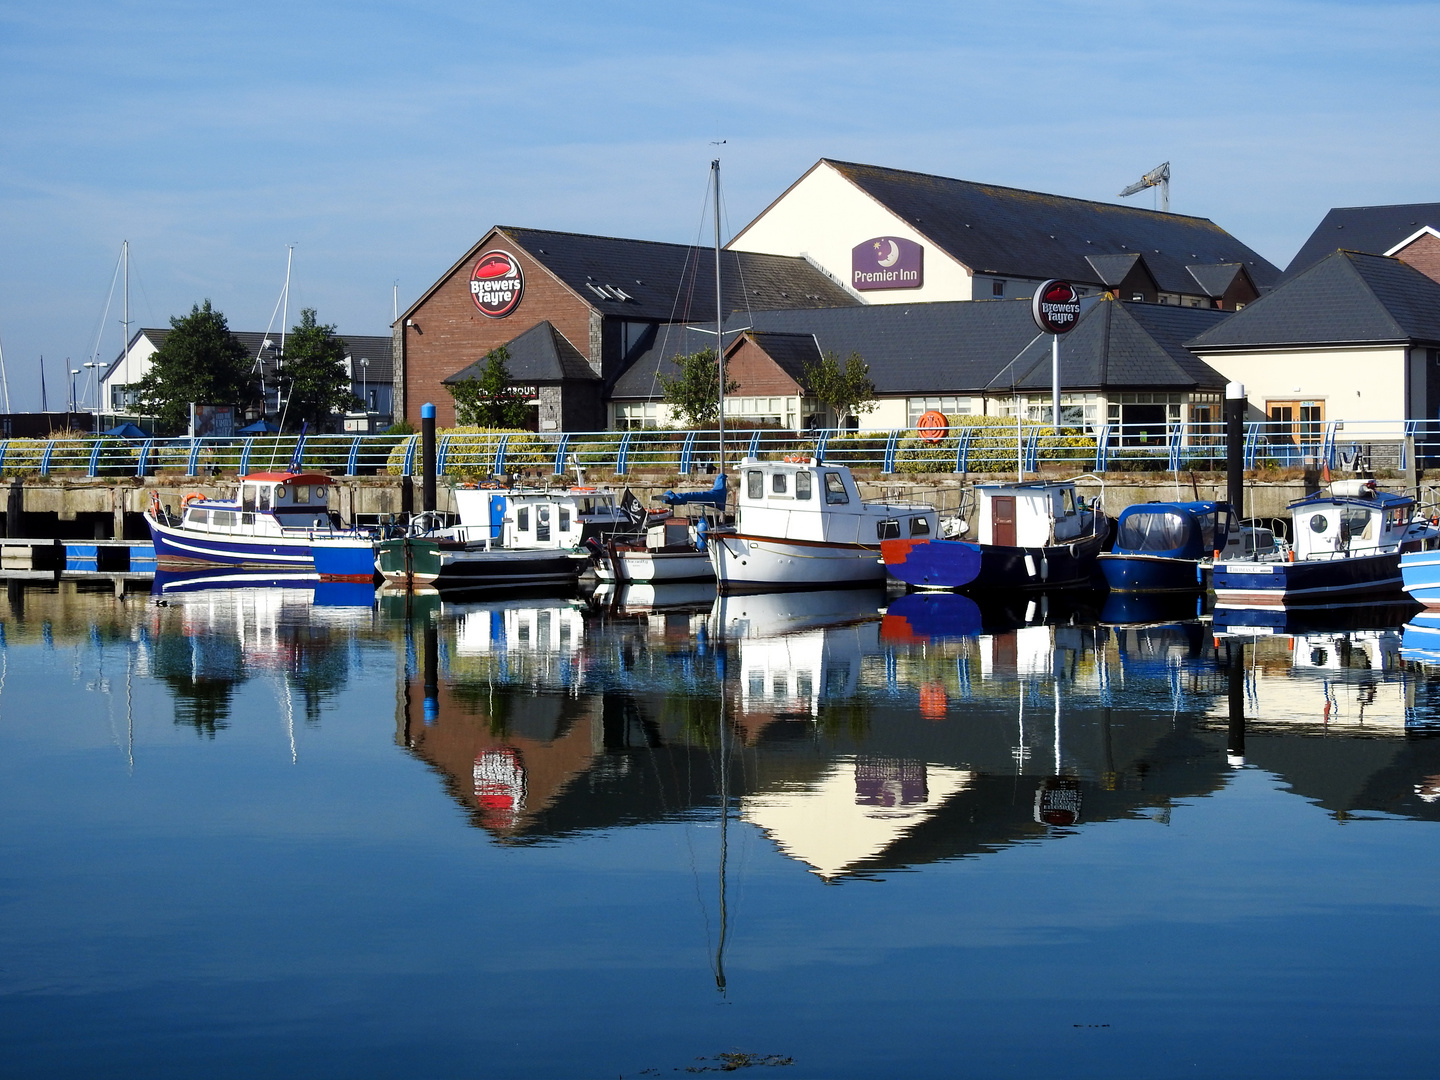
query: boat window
241 513 254 527
1309 514 1329 534
747 470 763 499
559 507 571 532
1060 488 1077 516
1116 510 1189 553
187 508 209 527
877 519 900 540
272 485 284 504
517 507 530 531
294 485 310 504
315 486 326 501
824 473 849 505
1341 507 1374 542
1196 512 1217 551
910 516 931 537
241 487 256 513
771 472 788 495
212 510 235 528
537 506 551 542
795 471 812 501
258 486 271 512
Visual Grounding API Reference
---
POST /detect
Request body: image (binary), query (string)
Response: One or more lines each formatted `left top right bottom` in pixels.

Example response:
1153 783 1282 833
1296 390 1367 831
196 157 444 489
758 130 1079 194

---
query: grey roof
1011 302 1230 392
105 327 393 382
789 159 1280 295
1085 253 1145 287
1285 203 1440 277
1184 262 1249 299
745 331 824 384
442 321 598 385
609 325 718 399
1188 250 1440 351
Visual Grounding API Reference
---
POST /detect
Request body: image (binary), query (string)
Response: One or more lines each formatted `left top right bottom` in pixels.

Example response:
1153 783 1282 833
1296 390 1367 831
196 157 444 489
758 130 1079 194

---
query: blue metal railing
0 419 1426 480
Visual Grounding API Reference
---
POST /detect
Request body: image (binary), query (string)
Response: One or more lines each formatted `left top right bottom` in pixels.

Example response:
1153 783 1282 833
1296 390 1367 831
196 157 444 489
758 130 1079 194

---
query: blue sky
1 0 1436 409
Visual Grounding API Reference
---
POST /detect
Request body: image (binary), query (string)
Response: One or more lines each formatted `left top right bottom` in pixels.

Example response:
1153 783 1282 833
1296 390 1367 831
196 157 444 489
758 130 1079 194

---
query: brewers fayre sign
851 237 924 291
1031 279 1082 334
470 249 524 318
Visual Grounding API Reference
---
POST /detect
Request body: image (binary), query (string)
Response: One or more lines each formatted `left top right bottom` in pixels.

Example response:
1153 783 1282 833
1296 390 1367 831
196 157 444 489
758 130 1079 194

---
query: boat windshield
1117 510 1190 553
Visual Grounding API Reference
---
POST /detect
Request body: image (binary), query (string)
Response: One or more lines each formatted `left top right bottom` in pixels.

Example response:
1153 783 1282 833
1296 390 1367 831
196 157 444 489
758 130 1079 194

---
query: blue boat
145 471 373 572
1401 550 1440 609
1214 480 1438 609
1098 500 1235 593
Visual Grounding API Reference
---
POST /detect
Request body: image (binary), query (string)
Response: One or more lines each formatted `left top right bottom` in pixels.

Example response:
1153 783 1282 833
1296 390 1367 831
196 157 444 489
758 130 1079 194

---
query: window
212 510 235 528
615 402 659 430
1118 511 1189 552
187 508 209 527
907 396 972 426
747 470 763 499
795 471 812 501
910 516 931 536
517 507 530 531
258 486 271 512
293 485 310 504
559 507 570 532
367 390 377 409
824 473 849 505
537 505 550 542
771 472 787 495
877 519 900 540
992 280 1005 297
241 487 256 513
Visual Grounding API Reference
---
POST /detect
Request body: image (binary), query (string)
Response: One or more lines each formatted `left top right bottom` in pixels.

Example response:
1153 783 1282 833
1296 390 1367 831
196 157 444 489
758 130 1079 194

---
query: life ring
181 492 206 507
148 490 161 516
783 454 808 464
917 410 949 444
572 486 596 492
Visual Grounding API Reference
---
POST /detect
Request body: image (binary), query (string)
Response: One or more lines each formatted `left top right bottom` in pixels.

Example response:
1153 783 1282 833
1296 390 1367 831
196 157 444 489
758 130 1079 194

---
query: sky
1 0 1437 410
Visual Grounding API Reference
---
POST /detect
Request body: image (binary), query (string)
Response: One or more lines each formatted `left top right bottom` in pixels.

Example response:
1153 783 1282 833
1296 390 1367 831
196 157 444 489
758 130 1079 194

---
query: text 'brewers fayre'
1031 279 1082 334
470 250 524 318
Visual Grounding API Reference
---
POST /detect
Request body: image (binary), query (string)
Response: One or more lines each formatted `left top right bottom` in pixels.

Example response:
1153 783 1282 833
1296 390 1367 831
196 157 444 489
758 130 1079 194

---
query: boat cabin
181 472 338 534
451 486 632 550
1113 501 1234 559
737 457 937 544
1288 480 1420 560
974 482 1093 548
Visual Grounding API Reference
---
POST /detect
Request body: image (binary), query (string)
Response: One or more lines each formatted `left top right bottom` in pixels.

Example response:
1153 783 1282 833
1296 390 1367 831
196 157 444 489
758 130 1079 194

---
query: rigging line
128 249 158 325
84 247 126 405
645 171 716 408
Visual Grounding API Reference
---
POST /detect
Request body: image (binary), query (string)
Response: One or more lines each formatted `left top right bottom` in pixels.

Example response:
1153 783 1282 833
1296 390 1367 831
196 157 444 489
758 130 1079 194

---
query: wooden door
993 496 1017 547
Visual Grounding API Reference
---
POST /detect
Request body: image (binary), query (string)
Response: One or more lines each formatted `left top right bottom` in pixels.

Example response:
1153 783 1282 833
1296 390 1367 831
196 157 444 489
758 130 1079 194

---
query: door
1267 400 1324 462
992 496 1016 547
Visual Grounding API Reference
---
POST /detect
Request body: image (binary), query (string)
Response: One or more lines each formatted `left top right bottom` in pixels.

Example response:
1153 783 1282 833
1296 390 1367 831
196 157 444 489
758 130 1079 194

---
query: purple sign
851 237 924 291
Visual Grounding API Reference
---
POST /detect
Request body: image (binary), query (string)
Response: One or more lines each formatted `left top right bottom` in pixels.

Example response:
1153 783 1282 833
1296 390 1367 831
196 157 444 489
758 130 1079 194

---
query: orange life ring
783 454 808 464
149 490 161 516
572 486 596 492
917 410 949 444
181 492 206 507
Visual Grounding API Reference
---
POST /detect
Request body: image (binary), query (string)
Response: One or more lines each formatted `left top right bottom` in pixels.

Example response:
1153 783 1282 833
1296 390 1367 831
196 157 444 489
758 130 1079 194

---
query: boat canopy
1114 501 1231 559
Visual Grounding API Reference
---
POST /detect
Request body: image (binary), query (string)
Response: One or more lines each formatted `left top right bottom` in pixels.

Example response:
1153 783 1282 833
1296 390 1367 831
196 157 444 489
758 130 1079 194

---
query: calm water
4 578 1440 1078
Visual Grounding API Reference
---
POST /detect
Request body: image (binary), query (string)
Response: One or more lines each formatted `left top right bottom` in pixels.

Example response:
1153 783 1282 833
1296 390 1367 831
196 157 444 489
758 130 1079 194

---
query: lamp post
69 368 80 415
82 361 101 423
360 357 369 428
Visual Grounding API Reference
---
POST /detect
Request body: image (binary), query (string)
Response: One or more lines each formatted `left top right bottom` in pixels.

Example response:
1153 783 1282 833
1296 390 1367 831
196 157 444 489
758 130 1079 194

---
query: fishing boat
588 476 723 585
145 471 372 572
1214 480 1438 609
881 479 1109 592
1400 547 1440 610
375 484 632 590
1098 500 1235 593
707 457 939 592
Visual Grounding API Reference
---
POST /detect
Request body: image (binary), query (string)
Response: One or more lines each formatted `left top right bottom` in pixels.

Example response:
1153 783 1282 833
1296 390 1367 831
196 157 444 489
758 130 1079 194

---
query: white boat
707 457 938 592
591 516 714 584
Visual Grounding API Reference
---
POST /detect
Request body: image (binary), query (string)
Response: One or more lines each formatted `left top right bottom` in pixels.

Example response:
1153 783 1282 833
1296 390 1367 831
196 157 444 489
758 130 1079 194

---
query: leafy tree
803 350 877 428
277 308 359 431
446 346 531 428
658 348 738 428
132 300 253 432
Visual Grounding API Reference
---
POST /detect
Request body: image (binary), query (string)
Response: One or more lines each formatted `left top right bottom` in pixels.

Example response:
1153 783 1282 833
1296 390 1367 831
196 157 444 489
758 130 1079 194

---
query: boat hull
1401 551 1440 609
594 548 714 585
883 521 1109 592
147 512 320 571
1214 552 1404 609
708 533 885 592
1098 552 1207 593
311 538 376 582
377 537 586 591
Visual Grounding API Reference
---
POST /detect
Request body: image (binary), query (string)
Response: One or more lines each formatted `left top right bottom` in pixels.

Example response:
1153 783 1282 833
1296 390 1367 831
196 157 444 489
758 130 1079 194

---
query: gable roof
1188 249 1440 352
742 331 824 384
1285 203 1440 278
1011 302 1230 391
442 321 599 385
809 159 1280 296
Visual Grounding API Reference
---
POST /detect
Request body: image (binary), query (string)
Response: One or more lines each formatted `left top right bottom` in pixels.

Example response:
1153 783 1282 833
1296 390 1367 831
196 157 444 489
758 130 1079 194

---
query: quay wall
3 473 1433 541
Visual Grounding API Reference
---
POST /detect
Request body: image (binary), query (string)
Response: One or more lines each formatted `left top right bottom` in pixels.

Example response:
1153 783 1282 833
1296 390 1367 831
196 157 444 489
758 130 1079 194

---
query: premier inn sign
851 237 923 291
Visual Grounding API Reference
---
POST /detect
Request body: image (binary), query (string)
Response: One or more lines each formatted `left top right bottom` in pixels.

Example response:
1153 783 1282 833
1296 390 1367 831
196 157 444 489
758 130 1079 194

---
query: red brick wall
725 337 803 395
401 232 595 427
1397 232 1440 287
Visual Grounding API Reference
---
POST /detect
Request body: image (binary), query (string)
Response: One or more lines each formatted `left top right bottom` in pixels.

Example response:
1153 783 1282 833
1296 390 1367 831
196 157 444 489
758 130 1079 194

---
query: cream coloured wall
1195 346 1406 431
728 161 975 305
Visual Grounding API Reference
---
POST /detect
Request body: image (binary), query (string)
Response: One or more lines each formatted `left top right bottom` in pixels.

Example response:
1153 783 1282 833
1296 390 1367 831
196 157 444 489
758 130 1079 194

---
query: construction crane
1118 161 1170 213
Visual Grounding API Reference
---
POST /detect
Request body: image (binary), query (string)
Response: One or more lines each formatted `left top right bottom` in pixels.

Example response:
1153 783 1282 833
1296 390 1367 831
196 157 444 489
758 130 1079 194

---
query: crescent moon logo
876 239 900 268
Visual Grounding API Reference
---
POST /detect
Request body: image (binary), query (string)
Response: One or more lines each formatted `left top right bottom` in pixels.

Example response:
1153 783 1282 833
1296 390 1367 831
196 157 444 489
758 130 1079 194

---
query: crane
1118 161 1170 213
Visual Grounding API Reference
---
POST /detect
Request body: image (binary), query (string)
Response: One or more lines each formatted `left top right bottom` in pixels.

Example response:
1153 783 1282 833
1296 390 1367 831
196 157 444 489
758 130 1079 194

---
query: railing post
87 439 103 478
1402 420 1418 473
552 433 571 476
0 441 9 477
346 436 361 475
136 439 152 478
679 430 697 476
238 438 254 475
882 429 900 474
186 438 202 477
1243 421 1259 469
1094 423 1111 472
436 434 451 476
815 429 830 462
616 432 633 476
40 440 55 477
494 434 510 476
955 426 972 474
746 430 761 461
402 434 419 476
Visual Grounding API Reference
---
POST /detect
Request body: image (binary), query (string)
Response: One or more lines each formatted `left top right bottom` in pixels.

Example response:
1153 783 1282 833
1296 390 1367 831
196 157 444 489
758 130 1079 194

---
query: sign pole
1051 333 1060 432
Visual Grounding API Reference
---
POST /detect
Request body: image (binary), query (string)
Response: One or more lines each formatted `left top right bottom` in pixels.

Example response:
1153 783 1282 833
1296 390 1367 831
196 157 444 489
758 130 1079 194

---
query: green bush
385 427 556 477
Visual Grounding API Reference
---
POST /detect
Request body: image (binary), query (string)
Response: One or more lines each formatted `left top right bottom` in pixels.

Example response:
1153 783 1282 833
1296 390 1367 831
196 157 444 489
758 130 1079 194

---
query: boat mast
0 319 10 414
120 239 130 418
713 158 725 480
280 244 294 363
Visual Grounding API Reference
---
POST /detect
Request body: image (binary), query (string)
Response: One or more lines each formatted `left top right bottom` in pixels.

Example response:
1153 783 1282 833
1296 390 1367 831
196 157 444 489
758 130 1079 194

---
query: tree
658 348 738 428
446 346 531 428
277 308 359 430
803 350 877 428
132 300 253 432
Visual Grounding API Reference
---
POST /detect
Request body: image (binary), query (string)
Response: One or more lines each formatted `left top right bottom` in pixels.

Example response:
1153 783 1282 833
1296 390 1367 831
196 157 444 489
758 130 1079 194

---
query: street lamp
69 369 80 414
360 358 369 422
82 361 102 420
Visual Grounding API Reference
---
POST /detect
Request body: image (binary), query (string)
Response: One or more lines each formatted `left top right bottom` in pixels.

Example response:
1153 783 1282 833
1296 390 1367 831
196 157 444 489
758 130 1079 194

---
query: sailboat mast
0 323 10 414
120 240 130 418
280 244 294 361
713 159 724 480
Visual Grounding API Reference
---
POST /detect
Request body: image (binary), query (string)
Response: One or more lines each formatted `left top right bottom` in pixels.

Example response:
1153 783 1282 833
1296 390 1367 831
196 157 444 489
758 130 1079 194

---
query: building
729 159 1278 309
611 297 1230 434
1285 202 1440 283
393 227 857 429
1188 250 1440 436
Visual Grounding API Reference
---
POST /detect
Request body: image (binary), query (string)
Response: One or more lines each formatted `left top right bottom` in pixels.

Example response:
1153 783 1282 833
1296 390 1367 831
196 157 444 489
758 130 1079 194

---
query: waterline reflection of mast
715 644 729 995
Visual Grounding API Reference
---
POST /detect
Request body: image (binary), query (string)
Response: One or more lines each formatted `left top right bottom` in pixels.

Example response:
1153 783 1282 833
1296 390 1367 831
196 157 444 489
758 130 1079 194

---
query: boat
1401 547 1440 609
145 471 372 572
588 477 722 585
375 484 632 590
881 479 1109 592
706 457 939 592
1098 500 1236 593
1214 480 1438 609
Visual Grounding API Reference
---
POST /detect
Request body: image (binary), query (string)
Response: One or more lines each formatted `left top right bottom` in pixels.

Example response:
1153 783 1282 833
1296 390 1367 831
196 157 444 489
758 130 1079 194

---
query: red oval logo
1031 278 1082 335
470 249 524 318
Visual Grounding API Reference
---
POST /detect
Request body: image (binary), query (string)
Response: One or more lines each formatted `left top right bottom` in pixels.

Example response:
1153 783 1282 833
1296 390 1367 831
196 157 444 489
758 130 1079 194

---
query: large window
614 402 659 430
1001 394 1101 432
907 396 974 426
724 396 800 430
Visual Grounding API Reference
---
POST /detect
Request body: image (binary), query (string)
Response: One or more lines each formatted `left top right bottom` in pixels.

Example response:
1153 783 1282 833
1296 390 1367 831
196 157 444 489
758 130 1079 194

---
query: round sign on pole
916 410 949 443
1031 279 1082 335
470 250 525 318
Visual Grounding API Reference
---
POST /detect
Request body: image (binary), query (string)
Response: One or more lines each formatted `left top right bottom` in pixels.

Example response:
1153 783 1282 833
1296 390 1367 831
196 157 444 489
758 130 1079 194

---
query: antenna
1118 161 1170 213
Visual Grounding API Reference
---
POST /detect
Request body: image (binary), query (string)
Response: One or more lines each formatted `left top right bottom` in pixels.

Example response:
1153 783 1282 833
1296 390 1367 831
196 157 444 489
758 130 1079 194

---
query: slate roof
104 328 393 382
1188 250 1440 351
781 159 1281 295
1010 302 1230 392
1285 203 1440 278
442 321 599 385
744 331 824 384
